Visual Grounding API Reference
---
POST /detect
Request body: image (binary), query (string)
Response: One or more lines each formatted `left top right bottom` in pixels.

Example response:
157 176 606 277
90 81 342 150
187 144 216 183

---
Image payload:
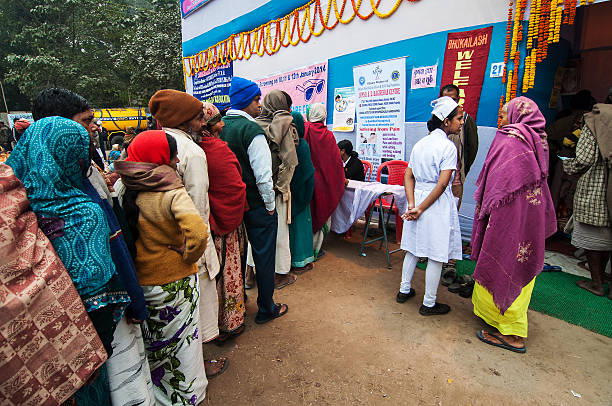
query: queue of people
1 77 611 405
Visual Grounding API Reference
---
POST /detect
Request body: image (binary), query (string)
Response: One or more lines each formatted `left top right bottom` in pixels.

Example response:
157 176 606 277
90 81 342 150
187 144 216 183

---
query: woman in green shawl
289 111 316 273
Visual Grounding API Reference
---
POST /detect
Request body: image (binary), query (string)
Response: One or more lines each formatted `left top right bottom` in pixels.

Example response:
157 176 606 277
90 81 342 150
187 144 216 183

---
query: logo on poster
359 76 366 85
296 79 325 102
373 66 383 80
391 70 400 81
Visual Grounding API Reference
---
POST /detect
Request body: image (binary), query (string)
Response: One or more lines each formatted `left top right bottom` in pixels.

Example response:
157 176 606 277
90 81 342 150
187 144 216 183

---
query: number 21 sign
490 62 505 78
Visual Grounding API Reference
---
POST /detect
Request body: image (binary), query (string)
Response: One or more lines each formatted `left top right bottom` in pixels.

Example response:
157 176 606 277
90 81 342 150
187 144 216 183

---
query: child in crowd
396 96 463 315
107 143 122 171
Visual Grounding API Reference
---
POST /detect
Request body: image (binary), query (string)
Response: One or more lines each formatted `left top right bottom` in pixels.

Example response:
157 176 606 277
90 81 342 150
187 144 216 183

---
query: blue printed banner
191 61 233 110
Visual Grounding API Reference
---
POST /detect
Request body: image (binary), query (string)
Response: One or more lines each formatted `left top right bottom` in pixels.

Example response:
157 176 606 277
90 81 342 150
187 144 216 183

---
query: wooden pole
0 79 9 115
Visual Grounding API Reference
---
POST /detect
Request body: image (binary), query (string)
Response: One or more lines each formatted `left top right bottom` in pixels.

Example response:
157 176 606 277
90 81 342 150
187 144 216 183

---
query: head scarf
202 102 222 138
292 111 306 139
304 115 345 232
471 97 556 313
290 112 315 216
584 104 612 223
0 165 108 404
307 103 327 123
115 130 183 192
474 96 549 218
256 90 299 199
6 117 116 297
126 130 171 165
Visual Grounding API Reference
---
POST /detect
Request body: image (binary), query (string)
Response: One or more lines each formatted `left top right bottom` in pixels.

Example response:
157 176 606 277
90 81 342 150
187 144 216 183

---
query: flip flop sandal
205 357 230 379
542 263 562 272
476 330 526 354
255 303 289 325
441 268 457 287
275 274 297 290
291 263 313 275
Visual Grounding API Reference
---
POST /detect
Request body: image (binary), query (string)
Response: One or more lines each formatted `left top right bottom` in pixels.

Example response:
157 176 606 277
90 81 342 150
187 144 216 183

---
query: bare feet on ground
576 280 605 296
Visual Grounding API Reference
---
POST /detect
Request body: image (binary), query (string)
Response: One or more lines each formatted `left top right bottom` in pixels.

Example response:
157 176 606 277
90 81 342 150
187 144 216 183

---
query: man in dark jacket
440 84 479 208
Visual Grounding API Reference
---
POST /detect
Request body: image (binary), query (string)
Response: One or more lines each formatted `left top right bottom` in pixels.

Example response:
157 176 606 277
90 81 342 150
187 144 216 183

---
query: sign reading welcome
440 26 493 120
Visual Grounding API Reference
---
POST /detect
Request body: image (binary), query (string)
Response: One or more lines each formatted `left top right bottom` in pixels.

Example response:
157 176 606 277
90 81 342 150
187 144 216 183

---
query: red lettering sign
440 26 493 120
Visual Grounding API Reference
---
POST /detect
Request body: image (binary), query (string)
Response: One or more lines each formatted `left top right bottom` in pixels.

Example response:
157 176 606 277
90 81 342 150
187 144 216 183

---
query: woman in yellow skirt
471 97 556 353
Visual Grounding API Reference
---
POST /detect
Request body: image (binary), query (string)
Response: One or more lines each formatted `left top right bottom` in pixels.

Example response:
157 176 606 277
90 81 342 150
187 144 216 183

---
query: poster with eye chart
332 87 356 132
256 62 328 120
353 57 406 176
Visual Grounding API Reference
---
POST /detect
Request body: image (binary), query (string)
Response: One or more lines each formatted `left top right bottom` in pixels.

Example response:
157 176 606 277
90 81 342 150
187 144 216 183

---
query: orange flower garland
501 0 590 111
183 0 412 76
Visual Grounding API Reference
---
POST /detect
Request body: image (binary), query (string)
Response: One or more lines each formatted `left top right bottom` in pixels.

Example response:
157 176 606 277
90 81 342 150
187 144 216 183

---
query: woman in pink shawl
471 97 556 353
304 103 345 257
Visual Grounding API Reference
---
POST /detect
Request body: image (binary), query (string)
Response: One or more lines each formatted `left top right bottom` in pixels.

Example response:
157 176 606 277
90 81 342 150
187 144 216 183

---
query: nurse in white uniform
396 96 464 316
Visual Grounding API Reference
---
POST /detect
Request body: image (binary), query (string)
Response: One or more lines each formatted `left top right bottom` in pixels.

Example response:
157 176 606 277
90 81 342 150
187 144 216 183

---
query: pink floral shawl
471 97 557 313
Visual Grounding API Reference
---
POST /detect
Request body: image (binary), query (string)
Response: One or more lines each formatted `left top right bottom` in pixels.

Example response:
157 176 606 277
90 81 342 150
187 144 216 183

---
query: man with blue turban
221 77 289 324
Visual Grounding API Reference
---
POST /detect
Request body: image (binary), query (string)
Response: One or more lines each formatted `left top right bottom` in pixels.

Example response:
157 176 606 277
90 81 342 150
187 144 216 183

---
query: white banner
353 58 406 176
332 87 356 132
410 64 437 89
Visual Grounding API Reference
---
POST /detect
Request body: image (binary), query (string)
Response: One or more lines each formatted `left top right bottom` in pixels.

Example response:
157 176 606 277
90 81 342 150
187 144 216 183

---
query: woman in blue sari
6 116 131 405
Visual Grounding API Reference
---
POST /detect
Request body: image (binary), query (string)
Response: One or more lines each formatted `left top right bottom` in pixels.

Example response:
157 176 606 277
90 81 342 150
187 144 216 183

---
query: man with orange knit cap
149 89 228 380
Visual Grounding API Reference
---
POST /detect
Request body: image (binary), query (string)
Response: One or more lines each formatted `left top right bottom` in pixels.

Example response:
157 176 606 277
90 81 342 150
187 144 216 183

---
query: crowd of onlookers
1 80 610 405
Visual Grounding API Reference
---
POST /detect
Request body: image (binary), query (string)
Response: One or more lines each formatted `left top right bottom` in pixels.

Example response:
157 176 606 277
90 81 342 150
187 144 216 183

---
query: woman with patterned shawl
198 102 248 343
0 164 108 406
305 103 345 257
115 130 209 405
289 111 316 273
6 117 132 404
471 97 556 353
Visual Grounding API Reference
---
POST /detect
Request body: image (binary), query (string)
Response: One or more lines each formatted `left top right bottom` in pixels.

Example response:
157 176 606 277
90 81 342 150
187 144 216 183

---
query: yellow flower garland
183 0 410 77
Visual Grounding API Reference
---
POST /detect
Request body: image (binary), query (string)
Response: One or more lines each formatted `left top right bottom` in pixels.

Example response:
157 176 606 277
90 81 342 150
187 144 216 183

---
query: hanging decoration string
183 0 418 77
498 0 594 125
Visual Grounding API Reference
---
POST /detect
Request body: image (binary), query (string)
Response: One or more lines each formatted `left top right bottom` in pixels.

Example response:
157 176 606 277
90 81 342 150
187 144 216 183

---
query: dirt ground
203 233 612 406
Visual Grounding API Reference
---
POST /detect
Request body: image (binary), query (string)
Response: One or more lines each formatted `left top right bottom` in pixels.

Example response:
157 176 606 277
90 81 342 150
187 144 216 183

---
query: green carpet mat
417 260 612 338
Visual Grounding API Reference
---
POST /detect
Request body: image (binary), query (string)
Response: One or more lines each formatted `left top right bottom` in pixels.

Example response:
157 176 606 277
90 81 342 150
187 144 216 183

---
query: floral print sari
142 274 206 406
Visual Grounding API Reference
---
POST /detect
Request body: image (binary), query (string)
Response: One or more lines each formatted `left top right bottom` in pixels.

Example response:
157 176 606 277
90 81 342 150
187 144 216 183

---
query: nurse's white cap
430 96 459 120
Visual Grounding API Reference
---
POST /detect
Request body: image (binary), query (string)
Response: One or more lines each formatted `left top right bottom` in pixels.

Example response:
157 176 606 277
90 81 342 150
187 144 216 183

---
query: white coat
401 128 462 263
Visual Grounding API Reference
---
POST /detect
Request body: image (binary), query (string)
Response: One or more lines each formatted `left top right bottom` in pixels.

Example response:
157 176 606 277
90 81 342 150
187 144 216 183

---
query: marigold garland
500 0 590 123
183 0 413 76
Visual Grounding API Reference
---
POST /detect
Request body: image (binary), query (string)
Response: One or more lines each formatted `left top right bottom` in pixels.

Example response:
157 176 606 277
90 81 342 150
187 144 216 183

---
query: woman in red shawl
199 102 248 342
305 103 345 257
471 97 556 353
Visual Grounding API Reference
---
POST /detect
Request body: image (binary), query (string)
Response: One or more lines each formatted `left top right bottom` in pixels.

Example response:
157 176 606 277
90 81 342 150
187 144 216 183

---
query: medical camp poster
191 61 233 110
353 58 406 174
257 62 328 119
440 26 493 120
332 87 356 132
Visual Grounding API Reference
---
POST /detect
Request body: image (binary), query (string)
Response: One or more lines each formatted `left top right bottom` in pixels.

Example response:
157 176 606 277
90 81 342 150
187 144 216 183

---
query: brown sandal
205 357 229 379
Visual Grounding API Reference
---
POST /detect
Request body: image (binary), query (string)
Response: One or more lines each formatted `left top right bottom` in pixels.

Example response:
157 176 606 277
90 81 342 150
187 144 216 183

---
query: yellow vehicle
93 108 148 138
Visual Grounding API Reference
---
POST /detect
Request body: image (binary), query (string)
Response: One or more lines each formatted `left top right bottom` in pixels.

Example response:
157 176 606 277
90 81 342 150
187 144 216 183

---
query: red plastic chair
375 160 409 243
362 160 373 181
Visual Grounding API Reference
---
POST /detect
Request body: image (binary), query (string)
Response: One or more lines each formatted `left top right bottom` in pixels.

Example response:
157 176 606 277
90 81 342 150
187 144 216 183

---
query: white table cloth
331 180 408 233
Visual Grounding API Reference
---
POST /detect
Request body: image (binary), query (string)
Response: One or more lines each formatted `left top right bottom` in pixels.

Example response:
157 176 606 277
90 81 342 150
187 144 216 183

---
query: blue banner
191 61 233 111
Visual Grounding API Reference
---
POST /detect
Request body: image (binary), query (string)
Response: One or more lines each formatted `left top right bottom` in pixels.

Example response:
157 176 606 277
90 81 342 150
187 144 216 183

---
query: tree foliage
0 0 184 109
